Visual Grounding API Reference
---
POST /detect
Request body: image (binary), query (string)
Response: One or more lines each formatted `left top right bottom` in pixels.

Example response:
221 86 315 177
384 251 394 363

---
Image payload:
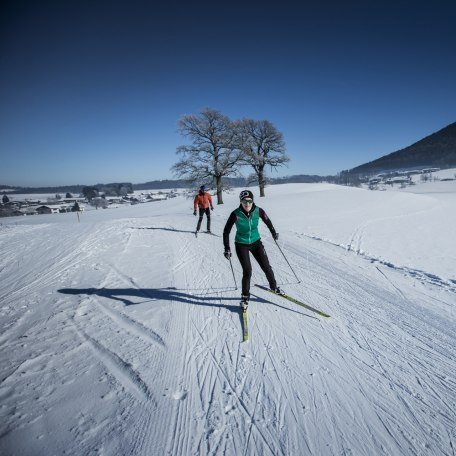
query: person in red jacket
193 185 214 235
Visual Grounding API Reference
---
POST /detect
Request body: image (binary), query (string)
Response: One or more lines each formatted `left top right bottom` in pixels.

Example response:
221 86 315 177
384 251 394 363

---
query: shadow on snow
58 286 243 311
130 227 196 234
130 227 221 237
58 287 317 319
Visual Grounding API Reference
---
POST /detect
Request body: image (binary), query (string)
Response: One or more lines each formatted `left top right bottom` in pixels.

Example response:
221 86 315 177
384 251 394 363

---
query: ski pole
274 239 301 283
228 256 238 289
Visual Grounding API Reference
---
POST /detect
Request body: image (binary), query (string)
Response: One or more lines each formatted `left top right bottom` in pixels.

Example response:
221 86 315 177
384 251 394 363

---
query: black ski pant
235 240 277 298
196 207 211 232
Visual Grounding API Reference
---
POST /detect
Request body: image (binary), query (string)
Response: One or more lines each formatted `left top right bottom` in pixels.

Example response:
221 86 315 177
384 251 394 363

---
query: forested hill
348 121 456 175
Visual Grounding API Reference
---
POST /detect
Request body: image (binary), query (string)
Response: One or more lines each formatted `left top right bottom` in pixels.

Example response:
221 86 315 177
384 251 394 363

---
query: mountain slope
349 121 456 174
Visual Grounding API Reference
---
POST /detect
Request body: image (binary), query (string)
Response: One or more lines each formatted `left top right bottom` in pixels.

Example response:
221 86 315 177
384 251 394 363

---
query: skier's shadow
58 286 251 330
58 287 317 322
58 286 247 312
130 227 196 234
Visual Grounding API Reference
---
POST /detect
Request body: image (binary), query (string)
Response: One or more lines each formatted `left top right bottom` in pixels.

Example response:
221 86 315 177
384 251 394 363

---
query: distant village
2 166 455 218
360 168 455 190
0 190 180 218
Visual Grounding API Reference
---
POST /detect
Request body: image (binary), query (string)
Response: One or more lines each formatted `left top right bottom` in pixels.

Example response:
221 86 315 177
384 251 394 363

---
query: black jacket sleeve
223 212 237 251
259 208 277 237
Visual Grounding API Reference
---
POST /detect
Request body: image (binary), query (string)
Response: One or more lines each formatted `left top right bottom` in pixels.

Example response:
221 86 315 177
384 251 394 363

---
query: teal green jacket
223 204 277 249
234 206 261 244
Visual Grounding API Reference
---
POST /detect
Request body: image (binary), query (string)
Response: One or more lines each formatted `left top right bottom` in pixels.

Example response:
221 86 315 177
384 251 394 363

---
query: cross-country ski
255 284 331 317
241 309 248 342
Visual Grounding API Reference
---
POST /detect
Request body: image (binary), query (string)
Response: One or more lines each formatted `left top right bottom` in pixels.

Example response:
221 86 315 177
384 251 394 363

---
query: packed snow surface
1 179 455 455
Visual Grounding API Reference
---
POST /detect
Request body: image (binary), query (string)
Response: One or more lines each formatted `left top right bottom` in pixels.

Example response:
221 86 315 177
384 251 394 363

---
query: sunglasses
241 199 253 204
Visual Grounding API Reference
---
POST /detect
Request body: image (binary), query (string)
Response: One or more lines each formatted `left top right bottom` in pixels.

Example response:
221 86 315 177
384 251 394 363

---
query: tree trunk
258 167 266 197
215 176 224 204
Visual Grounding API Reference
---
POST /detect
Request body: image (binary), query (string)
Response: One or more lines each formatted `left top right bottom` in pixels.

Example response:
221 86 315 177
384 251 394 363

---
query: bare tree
237 119 289 197
171 108 244 204
92 197 108 209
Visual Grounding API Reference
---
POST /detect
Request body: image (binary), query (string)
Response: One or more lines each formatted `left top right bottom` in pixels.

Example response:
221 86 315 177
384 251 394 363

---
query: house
36 205 61 214
63 197 86 204
105 197 124 204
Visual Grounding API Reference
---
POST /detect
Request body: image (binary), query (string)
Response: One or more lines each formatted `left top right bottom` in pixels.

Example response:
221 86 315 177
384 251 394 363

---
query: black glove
193 211 196 216
273 232 279 241
224 250 232 259
210 206 214 211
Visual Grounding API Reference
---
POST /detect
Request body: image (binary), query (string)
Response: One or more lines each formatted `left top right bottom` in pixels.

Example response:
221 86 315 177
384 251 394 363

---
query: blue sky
1 0 455 186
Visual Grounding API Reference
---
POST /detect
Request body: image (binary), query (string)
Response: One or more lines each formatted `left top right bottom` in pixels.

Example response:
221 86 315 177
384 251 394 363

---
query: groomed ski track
0 192 455 456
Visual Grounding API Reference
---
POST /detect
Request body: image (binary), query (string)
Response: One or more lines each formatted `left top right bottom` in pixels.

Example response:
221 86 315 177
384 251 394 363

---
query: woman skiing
223 190 283 309
193 185 214 235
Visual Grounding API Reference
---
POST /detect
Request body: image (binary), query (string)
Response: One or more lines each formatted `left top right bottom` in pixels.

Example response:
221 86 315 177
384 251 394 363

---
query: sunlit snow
1 173 455 455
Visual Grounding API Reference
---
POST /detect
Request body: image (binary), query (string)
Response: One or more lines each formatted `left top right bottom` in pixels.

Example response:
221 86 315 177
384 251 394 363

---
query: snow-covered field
0 178 455 455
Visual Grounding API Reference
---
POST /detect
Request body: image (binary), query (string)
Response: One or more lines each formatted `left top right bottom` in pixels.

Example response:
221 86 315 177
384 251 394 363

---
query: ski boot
273 287 285 296
240 295 249 311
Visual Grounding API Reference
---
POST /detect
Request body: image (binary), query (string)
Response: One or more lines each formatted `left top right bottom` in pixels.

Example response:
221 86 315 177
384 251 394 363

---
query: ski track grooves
0 223 103 302
72 320 155 404
96 299 166 349
189 317 279 456
292 231 456 293
2 203 455 456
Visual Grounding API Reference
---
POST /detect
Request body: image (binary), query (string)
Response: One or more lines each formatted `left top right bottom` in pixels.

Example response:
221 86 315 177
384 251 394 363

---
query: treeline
2 175 343 195
133 179 191 190
3 184 85 195
81 183 133 200
133 174 336 191
2 183 134 197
